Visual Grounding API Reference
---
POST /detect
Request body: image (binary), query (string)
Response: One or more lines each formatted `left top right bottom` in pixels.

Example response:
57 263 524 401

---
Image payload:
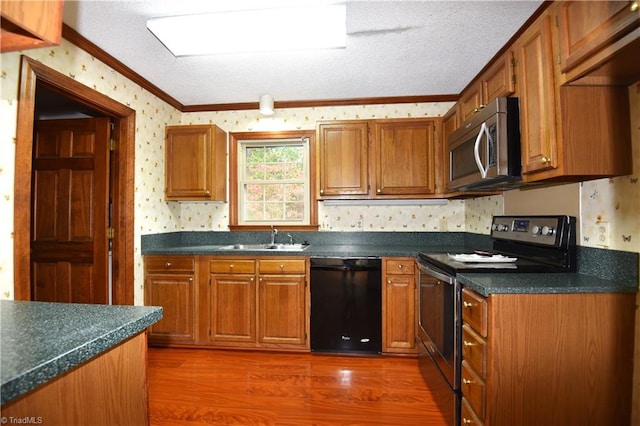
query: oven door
417 260 461 390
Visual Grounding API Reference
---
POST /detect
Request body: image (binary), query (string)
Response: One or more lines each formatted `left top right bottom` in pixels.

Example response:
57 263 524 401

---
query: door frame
14 55 135 305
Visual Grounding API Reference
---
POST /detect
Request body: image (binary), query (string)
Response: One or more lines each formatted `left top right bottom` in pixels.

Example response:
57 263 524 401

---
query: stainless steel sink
217 243 309 251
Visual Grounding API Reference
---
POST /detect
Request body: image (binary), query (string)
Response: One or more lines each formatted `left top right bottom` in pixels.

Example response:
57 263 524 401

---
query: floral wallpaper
0 40 638 305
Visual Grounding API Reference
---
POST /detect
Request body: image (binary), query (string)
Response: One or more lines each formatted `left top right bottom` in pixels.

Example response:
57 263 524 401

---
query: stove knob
497 224 509 232
532 225 541 235
541 225 555 236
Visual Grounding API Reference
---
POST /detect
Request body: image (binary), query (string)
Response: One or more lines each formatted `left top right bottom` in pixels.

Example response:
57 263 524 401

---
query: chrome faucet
287 233 293 245
270 226 278 245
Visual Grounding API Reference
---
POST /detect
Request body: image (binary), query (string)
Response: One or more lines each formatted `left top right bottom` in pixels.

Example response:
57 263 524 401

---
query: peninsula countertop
0 300 162 405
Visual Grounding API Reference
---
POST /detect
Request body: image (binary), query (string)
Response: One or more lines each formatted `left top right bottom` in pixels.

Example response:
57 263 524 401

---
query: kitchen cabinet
382 257 416 355
208 257 309 350
0 0 63 53
258 259 308 347
457 50 516 123
317 121 369 197
460 287 635 426
515 9 632 182
144 256 197 345
556 1 639 76
317 118 439 199
165 124 227 201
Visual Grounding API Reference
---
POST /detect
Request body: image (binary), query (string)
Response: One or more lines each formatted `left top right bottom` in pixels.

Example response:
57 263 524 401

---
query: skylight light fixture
147 4 347 57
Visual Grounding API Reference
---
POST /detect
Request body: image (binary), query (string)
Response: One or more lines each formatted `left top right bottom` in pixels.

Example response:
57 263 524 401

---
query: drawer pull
397 264 404 270
462 418 474 425
280 264 285 269
462 378 475 385
387 279 392 285
463 340 477 347
165 262 172 268
463 301 476 308
631 1 638 12
229 264 234 269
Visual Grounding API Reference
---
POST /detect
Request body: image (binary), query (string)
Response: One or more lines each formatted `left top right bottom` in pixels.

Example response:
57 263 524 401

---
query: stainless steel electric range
415 215 577 426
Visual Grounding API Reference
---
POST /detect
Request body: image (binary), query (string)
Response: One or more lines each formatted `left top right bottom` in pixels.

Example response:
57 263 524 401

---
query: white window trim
237 137 311 226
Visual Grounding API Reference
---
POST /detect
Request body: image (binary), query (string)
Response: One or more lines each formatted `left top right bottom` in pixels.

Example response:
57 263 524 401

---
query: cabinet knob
376 188 381 193
463 301 476 308
397 264 404 270
280 264 285 269
631 1 638 12
387 279 392 285
462 418 474 425
540 156 550 164
462 378 475 385
229 264 234 269
189 278 193 283
320 189 324 194
463 340 477 347
205 190 211 196
165 262 172 268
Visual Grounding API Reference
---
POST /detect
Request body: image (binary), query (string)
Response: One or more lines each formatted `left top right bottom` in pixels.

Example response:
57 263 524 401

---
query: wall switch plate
596 221 610 247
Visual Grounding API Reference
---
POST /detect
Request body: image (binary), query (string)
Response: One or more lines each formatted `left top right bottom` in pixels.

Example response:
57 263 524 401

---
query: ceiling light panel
147 4 347 56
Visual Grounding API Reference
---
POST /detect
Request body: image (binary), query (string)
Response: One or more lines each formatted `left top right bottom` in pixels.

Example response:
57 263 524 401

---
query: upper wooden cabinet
317 118 439 199
556 1 640 75
516 8 633 182
0 0 63 52
317 121 369 197
165 125 227 201
458 50 516 122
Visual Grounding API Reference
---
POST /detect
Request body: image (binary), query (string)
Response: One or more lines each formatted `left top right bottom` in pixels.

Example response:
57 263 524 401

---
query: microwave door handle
473 122 489 178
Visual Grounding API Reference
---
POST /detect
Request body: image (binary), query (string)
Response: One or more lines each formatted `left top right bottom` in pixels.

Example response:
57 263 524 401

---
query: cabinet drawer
210 259 255 274
461 396 484 426
462 324 487 378
258 259 306 274
145 256 195 273
462 360 486 421
462 288 488 337
385 259 415 275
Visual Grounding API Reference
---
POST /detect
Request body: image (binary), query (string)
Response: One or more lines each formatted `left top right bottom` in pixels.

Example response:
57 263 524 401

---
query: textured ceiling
62 0 543 107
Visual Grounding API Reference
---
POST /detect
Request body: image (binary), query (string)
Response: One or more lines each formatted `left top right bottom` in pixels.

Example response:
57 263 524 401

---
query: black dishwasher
310 257 382 354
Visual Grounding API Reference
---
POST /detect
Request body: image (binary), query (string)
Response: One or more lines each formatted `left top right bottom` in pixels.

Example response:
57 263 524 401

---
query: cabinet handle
189 278 193 283
631 1 638 12
463 340 477 347
320 189 324 194
397 264 404 270
462 378 475 385
165 262 172 268
205 190 211 196
259 277 263 282
462 418 474 425
279 264 285 269
541 156 550 164
229 264 234 269
250 277 255 282
463 301 476 308
377 188 381 193
387 279 392 285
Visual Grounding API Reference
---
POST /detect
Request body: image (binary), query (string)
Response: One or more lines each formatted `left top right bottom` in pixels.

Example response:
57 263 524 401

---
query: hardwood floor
147 348 447 425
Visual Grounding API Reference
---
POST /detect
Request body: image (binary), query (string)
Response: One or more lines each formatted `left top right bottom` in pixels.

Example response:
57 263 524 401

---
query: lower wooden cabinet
207 256 309 350
461 287 635 426
144 256 196 345
382 257 417 354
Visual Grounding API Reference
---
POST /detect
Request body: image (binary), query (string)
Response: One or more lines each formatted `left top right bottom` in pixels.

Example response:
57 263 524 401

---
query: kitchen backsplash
0 41 638 303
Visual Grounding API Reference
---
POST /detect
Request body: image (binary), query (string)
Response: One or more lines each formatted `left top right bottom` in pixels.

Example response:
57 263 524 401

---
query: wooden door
374 120 435 196
31 118 110 303
258 274 306 346
317 121 369 197
145 273 195 344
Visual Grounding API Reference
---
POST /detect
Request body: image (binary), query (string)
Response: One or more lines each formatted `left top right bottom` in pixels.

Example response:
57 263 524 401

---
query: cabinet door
516 13 558 175
258 274 307 346
145 273 195 344
482 50 515 103
458 82 483 121
441 106 458 194
557 1 640 73
165 125 226 201
374 120 436 196
0 0 63 52
317 121 369 197
209 274 256 344
383 274 416 353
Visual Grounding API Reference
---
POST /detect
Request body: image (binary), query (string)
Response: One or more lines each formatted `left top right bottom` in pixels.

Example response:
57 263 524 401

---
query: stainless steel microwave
448 97 521 191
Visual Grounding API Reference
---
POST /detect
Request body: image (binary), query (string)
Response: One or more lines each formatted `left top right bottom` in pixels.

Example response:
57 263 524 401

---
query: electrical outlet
596 221 610 247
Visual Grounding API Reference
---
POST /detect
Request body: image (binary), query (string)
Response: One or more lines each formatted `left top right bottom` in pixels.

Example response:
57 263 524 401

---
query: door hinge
107 227 115 240
109 138 116 151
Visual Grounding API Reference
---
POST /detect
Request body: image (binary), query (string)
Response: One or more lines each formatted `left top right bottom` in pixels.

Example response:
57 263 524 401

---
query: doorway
14 56 135 305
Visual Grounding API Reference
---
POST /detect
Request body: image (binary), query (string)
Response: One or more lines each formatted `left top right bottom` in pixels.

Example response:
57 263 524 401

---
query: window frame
229 130 318 231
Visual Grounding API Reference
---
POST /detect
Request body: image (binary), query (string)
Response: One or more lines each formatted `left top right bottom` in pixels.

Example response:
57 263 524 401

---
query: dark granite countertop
0 301 163 405
457 272 638 297
141 231 638 296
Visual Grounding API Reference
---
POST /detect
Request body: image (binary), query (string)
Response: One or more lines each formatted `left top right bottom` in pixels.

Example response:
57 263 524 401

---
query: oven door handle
417 261 455 284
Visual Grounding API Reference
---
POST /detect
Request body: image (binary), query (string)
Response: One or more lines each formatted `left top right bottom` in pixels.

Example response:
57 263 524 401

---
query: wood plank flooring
147 348 447 426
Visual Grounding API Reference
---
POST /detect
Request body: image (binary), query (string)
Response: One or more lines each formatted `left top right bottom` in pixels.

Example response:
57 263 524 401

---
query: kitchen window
229 131 318 230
